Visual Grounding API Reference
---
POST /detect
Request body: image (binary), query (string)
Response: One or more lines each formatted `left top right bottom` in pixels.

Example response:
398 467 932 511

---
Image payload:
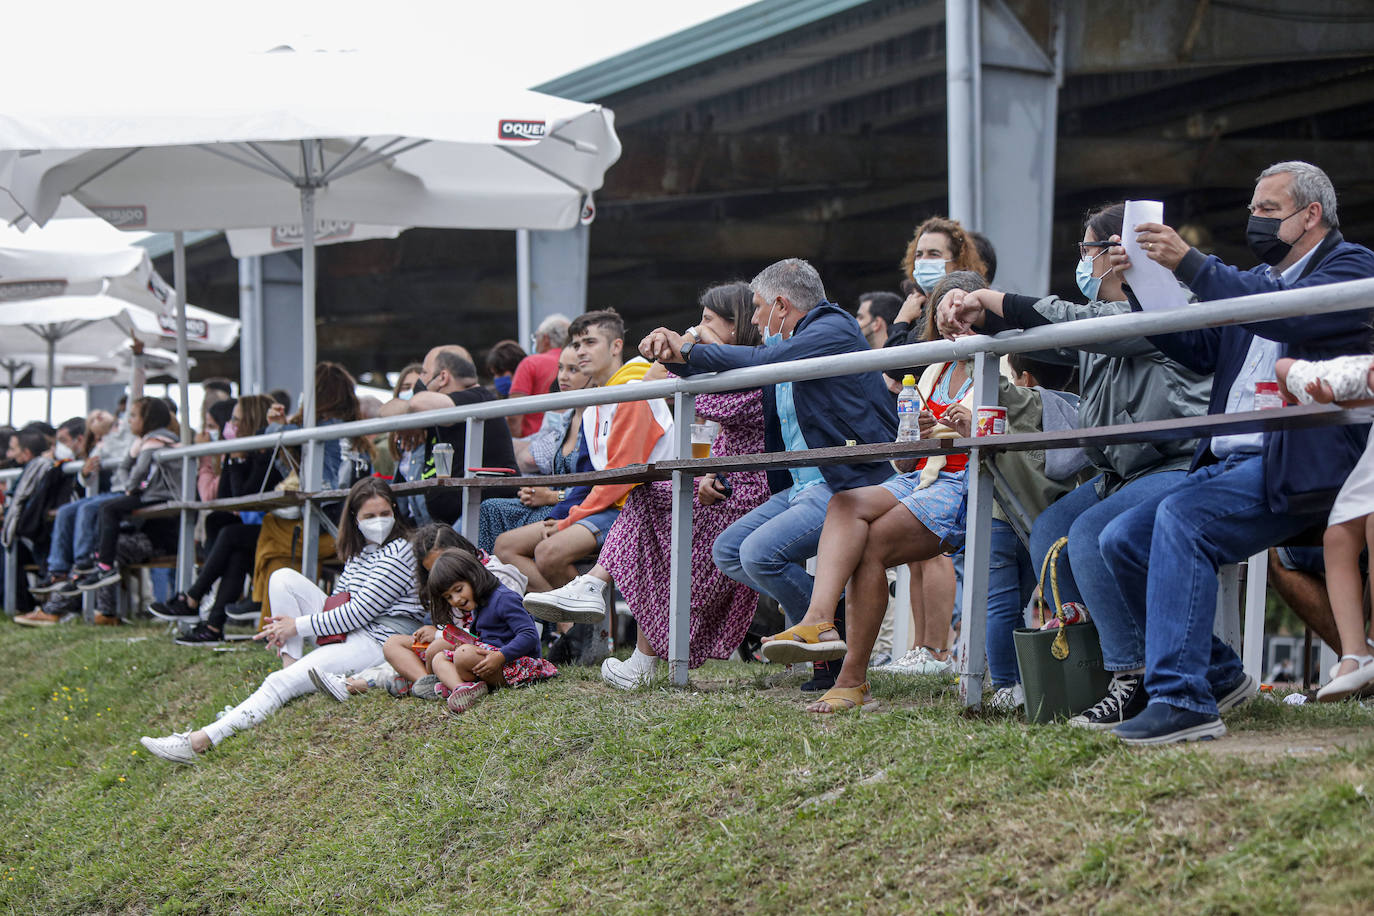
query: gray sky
11 0 760 89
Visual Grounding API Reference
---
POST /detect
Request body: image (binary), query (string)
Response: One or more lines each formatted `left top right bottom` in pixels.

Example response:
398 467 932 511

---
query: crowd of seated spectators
6 158 1374 757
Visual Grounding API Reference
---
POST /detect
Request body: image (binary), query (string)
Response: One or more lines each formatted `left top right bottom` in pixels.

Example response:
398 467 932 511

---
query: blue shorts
880 470 969 551
1275 546 1323 575
574 507 622 546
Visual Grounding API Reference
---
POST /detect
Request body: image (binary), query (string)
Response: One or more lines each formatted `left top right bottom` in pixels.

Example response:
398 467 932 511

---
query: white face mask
358 515 395 545
54 442 74 461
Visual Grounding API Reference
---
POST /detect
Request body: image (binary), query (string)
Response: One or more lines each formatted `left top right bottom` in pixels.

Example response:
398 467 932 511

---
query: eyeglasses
1077 240 1114 259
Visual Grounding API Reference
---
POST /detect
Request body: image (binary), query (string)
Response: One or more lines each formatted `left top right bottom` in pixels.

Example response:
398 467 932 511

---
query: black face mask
411 375 429 394
1245 210 1302 267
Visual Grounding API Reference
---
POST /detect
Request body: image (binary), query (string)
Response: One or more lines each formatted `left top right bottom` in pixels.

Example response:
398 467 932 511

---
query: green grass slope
2 623 1372 915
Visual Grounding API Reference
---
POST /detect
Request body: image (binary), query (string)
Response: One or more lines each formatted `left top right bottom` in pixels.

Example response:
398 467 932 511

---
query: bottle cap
902 374 916 387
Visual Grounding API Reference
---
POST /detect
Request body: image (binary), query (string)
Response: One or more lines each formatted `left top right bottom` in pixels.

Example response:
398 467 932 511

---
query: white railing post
3 537 17 616
461 418 484 545
957 351 999 708
668 391 695 687
299 441 323 580
1243 551 1268 682
175 456 196 594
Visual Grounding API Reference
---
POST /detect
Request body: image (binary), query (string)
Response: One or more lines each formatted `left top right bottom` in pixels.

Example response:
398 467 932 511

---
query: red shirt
509 348 561 437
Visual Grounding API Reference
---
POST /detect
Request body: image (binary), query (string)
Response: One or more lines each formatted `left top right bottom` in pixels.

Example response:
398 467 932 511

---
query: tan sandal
807 682 878 714
760 621 847 664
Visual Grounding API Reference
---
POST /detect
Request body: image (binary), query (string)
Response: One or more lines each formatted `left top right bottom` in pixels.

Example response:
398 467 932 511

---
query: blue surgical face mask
761 304 783 347
1075 256 1103 301
912 259 948 293
398 389 414 401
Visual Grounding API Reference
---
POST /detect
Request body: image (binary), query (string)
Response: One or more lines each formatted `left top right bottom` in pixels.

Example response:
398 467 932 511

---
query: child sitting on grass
426 549 556 715
1277 353 1374 701
315 525 530 701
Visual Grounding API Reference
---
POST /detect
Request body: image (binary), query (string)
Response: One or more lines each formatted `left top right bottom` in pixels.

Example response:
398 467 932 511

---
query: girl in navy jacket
426 549 556 714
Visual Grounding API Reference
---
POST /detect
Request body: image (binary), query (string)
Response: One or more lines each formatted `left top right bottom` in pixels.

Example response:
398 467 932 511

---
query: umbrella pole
45 336 55 424
172 231 196 593
298 176 320 580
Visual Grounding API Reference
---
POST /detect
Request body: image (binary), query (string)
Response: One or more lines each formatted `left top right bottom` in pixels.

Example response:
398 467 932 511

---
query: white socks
626 648 658 673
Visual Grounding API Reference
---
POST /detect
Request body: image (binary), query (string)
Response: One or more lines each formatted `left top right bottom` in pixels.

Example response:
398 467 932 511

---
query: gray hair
750 258 828 312
1259 161 1338 228
921 270 987 341
535 313 571 348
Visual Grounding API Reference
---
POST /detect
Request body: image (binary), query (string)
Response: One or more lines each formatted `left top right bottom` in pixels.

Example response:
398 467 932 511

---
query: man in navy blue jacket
1098 161 1374 744
643 258 897 687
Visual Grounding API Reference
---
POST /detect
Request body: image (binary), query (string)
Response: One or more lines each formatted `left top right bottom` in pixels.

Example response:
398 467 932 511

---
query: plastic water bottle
896 374 921 442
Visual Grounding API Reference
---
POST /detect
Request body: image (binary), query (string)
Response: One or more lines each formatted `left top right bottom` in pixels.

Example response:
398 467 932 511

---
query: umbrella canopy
0 50 619 232
0 295 221 420
0 48 621 448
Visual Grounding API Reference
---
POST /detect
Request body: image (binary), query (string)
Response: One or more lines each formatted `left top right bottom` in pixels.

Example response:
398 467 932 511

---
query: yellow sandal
760 621 847 664
807 682 878 714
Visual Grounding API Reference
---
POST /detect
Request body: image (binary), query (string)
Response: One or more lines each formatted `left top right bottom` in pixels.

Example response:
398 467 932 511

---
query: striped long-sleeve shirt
295 537 425 644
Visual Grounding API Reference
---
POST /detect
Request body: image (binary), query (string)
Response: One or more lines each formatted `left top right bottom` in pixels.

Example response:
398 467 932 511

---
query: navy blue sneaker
1113 702 1225 746
1212 673 1258 713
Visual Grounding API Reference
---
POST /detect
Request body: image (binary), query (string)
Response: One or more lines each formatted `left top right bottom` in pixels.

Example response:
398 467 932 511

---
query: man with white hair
643 258 897 692
1099 161 1374 744
507 313 572 438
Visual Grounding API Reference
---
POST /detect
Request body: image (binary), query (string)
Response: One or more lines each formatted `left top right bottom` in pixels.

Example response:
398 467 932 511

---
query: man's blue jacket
1149 229 1374 515
677 301 898 493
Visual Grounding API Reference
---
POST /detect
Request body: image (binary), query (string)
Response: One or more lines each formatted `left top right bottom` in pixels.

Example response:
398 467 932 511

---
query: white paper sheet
1122 199 1189 312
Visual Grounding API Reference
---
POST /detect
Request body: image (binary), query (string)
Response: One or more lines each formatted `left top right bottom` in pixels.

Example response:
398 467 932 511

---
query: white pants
201 569 384 746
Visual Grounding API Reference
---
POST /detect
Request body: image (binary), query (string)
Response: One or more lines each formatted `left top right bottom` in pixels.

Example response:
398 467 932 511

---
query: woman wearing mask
140 478 425 763
935 202 1212 728
152 395 279 645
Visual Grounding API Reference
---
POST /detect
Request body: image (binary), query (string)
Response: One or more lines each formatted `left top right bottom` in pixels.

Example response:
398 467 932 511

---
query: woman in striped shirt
139 478 426 764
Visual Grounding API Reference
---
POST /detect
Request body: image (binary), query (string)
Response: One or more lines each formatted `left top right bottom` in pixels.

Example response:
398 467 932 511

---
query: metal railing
7 276 1374 701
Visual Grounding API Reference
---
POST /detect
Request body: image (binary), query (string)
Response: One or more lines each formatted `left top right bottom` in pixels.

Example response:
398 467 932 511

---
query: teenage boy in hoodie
506 309 674 614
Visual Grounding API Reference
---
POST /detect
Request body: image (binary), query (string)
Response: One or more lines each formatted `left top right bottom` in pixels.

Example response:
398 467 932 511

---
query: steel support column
957 350 1000 707
668 391 695 687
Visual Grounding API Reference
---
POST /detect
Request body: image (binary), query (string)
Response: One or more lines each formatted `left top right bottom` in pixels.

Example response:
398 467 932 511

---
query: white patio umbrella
0 48 621 446
0 296 223 421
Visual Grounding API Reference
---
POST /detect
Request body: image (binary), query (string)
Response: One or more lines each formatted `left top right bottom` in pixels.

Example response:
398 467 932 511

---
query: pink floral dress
599 387 770 667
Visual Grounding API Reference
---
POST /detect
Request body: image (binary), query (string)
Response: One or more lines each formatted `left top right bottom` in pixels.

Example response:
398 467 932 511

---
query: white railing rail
7 277 1374 699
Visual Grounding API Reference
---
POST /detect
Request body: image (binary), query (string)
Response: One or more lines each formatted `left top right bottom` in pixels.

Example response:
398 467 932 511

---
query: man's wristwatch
679 339 695 361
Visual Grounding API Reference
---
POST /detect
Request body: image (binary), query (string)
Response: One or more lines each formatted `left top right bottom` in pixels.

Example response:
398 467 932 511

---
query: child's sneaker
523 575 608 624
446 681 489 715
411 674 442 701
384 676 413 698
308 668 352 703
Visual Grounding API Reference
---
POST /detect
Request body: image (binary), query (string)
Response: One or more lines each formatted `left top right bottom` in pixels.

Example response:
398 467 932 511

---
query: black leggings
187 522 261 630
96 493 150 566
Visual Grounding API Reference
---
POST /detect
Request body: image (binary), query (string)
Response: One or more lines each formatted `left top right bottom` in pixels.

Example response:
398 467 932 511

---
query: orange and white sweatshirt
556 359 675 530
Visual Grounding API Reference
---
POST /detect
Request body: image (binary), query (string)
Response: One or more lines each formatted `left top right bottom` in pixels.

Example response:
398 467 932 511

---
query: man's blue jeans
1029 471 1185 672
986 519 1034 687
1099 453 1321 716
712 483 834 624
46 492 122 575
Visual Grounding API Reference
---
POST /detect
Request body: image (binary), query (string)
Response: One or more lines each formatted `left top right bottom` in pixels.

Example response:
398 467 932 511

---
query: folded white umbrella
0 48 620 446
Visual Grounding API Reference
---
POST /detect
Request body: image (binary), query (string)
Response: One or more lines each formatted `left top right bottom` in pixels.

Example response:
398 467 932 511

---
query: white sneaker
523 575 608 624
988 683 1025 711
1317 655 1374 702
309 668 351 703
883 647 952 676
601 656 656 690
139 732 198 765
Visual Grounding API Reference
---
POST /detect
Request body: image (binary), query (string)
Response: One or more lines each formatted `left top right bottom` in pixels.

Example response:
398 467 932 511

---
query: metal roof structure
151 0 1374 381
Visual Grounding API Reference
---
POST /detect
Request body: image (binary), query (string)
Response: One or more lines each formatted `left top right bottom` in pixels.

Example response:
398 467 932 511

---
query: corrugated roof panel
533 0 879 101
